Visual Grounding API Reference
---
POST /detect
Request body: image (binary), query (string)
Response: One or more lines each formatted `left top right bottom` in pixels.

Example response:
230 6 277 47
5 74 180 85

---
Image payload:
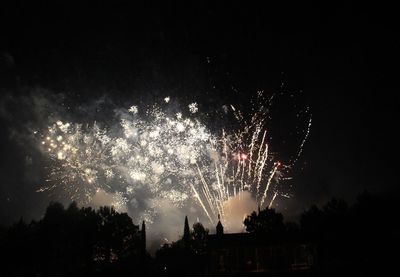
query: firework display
36 93 311 226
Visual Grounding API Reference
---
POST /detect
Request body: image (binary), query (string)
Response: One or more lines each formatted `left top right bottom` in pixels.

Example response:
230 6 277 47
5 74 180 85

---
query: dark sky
1 1 399 224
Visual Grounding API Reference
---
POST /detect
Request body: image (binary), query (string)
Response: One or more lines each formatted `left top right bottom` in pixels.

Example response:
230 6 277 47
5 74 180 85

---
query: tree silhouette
191 222 209 254
300 198 348 239
141 220 146 255
0 202 146 276
1 191 397 276
244 207 285 234
96 206 140 263
183 215 190 248
298 193 400 275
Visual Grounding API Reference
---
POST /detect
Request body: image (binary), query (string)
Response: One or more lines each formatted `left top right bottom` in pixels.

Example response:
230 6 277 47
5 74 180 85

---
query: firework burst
37 92 311 226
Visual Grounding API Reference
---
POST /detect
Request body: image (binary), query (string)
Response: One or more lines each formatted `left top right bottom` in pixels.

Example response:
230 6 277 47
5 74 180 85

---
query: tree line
0 202 151 277
242 191 398 275
0 191 398 276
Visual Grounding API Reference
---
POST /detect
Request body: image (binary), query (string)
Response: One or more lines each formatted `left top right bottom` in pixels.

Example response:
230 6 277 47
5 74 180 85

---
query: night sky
1 2 399 226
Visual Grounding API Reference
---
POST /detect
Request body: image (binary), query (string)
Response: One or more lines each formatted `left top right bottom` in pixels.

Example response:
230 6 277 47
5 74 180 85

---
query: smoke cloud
221 191 257 233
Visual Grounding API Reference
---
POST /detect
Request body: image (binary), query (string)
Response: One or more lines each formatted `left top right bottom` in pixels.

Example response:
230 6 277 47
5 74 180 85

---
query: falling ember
36 93 311 227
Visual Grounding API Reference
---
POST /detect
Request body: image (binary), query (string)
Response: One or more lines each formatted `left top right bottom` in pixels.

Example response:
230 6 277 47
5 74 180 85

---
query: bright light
36 94 311 225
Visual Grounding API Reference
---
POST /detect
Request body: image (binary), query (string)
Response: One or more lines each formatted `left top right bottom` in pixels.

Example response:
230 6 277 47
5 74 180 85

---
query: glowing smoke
221 191 258 233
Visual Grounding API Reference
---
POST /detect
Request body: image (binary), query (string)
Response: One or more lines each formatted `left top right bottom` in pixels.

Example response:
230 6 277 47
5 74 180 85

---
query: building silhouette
188 214 317 275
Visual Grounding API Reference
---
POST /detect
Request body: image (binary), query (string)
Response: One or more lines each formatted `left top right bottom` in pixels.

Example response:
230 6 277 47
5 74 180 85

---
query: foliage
243 207 285 234
0 202 145 277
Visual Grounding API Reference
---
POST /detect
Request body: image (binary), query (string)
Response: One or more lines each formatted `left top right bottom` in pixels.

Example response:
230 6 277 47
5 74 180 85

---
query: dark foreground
0 192 398 276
